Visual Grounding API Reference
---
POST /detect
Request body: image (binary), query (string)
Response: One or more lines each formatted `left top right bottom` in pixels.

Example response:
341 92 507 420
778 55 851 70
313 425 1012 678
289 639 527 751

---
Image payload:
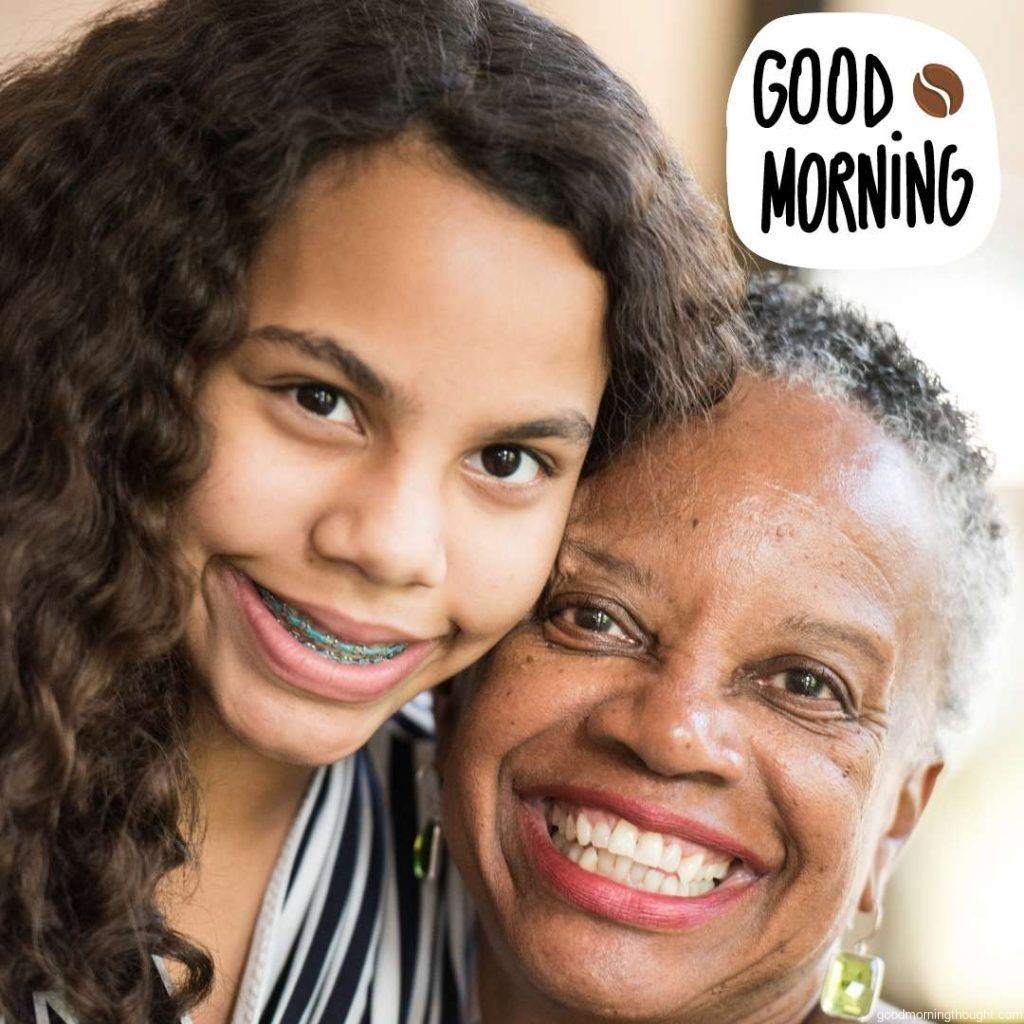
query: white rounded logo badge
726 13 1000 268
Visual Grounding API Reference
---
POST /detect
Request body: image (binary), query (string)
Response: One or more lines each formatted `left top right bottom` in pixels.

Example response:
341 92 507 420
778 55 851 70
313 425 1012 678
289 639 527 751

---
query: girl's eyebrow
480 415 593 448
249 322 594 448
247 323 399 404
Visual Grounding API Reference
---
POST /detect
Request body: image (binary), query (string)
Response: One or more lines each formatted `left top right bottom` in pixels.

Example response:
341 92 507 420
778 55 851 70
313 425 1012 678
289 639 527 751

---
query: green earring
819 904 885 1022
412 764 443 883
413 819 442 882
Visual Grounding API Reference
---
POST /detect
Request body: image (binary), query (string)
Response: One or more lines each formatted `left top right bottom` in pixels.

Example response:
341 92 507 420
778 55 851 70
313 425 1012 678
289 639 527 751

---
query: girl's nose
586 664 747 784
309 458 447 589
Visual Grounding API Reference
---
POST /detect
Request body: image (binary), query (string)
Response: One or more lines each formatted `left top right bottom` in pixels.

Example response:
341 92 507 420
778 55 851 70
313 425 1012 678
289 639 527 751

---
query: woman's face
440 376 946 1023
179 143 607 765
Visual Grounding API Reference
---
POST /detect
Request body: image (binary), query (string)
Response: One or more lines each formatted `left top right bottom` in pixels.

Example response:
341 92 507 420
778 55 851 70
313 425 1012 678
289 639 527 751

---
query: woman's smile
515 788 766 931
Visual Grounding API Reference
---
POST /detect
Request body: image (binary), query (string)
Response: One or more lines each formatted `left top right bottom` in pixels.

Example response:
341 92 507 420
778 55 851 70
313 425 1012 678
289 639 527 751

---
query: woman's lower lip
518 800 757 931
226 566 437 704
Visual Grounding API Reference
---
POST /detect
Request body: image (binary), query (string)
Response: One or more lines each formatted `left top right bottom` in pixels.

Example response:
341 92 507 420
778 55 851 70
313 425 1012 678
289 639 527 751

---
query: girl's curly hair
0 1 743 1020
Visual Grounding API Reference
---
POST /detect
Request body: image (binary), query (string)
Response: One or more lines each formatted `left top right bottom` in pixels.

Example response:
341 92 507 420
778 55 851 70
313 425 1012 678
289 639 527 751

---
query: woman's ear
858 759 945 914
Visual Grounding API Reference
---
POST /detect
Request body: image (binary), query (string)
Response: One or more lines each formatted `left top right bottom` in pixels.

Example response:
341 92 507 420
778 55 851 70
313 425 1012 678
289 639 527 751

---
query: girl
0 1 741 1021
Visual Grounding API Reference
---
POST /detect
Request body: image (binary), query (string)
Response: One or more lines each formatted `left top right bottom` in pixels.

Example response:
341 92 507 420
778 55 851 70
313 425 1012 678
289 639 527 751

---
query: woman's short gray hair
743 275 1010 739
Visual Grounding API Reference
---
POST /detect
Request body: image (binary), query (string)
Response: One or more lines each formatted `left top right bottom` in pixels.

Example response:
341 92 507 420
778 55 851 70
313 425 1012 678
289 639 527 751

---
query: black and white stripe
15 699 472 1024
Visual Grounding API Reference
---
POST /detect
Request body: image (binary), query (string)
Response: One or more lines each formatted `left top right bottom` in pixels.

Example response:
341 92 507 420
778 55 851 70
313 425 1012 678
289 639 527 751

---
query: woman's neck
475 934 832 1024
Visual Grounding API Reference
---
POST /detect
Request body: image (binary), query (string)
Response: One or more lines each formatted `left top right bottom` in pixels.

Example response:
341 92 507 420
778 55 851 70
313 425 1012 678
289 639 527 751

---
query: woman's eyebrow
562 538 657 590
779 614 890 669
248 324 401 404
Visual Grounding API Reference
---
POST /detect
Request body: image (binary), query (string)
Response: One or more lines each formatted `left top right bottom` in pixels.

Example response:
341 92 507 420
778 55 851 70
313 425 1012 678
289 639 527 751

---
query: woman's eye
289 383 357 425
556 605 630 641
466 445 545 486
765 668 832 700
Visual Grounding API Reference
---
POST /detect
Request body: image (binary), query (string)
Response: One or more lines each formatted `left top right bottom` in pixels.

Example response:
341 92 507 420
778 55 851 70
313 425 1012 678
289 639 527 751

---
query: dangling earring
412 763 443 883
819 903 885 1021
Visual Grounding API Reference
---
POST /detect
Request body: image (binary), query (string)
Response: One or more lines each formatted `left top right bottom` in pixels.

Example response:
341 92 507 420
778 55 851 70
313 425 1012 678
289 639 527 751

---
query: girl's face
439 377 945 1023
179 143 607 765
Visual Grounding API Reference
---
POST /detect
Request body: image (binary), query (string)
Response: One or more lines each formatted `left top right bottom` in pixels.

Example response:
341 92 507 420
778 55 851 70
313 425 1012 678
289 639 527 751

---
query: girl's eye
554 605 631 641
765 668 833 700
466 445 545 486
290 383 357 425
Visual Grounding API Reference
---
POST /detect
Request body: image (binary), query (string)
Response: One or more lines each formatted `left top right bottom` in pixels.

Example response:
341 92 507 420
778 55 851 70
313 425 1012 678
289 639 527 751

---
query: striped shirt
13 699 475 1024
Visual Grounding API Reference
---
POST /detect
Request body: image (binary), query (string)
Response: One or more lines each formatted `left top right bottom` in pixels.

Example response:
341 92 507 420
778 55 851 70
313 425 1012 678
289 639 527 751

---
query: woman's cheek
763 737 878 933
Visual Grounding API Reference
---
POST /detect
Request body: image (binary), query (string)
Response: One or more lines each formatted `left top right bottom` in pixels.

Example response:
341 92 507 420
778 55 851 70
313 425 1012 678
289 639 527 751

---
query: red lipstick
517 793 764 932
521 784 771 874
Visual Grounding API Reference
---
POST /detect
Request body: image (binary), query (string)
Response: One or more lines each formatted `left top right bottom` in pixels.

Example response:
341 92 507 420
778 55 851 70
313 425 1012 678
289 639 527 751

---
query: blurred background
1 0 1020 1017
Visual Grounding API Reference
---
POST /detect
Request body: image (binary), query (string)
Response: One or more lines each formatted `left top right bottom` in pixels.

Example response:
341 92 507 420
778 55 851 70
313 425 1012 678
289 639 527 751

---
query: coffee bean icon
913 63 964 116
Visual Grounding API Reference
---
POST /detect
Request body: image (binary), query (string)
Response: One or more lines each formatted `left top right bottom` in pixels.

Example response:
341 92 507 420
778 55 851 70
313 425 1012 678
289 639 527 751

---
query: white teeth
579 846 599 873
642 868 665 892
546 802 736 900
612 855 632 882
635 831 664 868
677 853 704 884
575 812 592 847
608 820 639 858
708 859 730 880
659 842 683 874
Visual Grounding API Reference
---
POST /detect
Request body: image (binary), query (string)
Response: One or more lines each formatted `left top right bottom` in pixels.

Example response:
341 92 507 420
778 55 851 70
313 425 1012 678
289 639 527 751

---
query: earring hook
852 902 883 956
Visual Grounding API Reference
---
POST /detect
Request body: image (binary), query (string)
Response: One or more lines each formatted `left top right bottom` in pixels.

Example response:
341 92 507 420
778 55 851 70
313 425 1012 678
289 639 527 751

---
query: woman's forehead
569 376 944 606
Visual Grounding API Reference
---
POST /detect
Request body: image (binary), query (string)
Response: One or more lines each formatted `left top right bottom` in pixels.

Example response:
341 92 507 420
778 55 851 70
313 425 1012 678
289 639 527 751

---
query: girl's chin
200 664 380 766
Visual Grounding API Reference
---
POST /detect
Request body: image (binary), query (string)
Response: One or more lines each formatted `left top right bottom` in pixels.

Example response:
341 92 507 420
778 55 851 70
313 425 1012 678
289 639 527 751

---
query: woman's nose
586 670 747 783
309 458 447 589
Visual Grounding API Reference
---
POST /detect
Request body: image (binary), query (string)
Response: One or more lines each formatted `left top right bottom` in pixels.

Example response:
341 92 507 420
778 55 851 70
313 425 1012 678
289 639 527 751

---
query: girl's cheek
450 495 573 637
185 365 322 548
187 414 329 557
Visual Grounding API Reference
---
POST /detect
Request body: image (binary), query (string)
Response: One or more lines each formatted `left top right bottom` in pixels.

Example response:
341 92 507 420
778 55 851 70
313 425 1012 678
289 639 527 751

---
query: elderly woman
433 277 1008 1023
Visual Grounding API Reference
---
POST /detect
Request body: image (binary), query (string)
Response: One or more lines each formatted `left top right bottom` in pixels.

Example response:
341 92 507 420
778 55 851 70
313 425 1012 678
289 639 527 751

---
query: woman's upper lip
231 567 438 646
520 782 772 876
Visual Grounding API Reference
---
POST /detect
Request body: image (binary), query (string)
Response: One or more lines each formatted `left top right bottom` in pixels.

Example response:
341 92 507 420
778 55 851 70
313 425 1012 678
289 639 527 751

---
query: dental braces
255 584 408 665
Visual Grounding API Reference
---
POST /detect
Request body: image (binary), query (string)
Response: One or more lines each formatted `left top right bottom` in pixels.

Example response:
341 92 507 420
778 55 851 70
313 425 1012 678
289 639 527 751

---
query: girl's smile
228 566 443 702
253 579 414 663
